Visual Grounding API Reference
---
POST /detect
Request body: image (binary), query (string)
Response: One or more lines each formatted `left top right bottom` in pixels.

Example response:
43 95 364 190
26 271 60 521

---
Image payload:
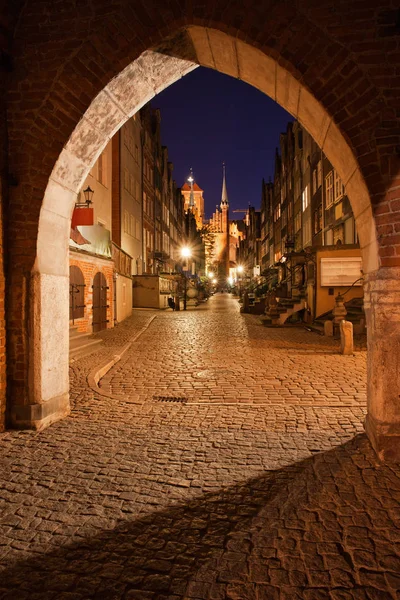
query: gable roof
181 182 203 192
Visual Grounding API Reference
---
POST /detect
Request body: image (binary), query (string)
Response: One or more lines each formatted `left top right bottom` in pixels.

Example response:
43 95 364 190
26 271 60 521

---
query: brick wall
69 253 114 334
2 0 400 416
0 100 6 431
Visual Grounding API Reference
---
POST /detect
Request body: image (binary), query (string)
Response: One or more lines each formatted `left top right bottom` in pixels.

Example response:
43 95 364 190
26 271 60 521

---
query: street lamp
237 265 244 296
82 185 94 206
181 246 192 311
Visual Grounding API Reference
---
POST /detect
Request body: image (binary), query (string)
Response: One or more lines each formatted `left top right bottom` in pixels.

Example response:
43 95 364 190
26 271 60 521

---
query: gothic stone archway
4 4 400 459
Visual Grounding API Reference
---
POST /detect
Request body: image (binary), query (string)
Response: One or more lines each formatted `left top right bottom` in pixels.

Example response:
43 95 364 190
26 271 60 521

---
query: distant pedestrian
168 295 176 311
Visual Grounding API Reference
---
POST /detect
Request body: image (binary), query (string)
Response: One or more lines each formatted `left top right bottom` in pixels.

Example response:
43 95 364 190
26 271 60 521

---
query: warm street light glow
237 265 244 274
208 271 214 278
181 246 191 258
187 176 194 183
212 279 217 284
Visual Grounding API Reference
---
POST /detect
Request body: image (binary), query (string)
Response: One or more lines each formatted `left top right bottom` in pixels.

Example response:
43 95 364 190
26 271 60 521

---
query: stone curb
87 315 157 401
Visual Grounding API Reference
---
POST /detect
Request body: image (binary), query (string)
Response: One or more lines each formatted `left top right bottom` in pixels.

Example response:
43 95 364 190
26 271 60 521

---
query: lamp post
181 246 192 311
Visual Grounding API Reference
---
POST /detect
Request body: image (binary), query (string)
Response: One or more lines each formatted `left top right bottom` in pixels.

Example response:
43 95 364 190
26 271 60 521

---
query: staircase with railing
239 264 307 325
260 264 306 326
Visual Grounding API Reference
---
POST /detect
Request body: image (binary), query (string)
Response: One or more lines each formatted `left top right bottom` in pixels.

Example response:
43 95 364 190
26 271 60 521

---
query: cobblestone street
1 294 400 599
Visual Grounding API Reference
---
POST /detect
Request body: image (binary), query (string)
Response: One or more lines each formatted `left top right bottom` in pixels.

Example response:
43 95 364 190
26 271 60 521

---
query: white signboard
253 265 260 277
320 257 362 287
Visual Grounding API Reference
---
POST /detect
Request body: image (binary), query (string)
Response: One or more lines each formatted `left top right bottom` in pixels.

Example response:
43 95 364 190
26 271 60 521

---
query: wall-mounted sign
320 257 362 287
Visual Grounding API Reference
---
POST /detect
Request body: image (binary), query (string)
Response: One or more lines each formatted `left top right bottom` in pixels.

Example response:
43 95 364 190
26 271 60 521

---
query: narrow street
1 295 400 599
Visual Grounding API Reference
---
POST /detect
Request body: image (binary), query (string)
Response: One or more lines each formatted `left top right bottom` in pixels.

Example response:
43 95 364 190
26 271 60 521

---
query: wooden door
69 265 85 323
92 272 108 332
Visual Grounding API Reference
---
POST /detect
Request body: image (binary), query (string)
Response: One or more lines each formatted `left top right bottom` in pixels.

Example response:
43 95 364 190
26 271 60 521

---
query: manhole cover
152 395 188 404
196 368 233 379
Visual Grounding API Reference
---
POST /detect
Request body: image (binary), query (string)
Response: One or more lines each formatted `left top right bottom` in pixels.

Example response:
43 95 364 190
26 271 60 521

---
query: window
345 217 355 244
281 208 287 228
302 217 312 247
130 174 135 198
135 219 141 240
136 181 140 202
294 178 300 199
314 204 322 234
302 185 309 212
334 171 345 202
294 211 301 232
130 215 135 236
312 169 317 195
124 169 129 191
123 211 129 233
325 171 334 207
274 204 281 222
325 229 333 245
124 127 134 154
333 224 344 245
98 151 107 187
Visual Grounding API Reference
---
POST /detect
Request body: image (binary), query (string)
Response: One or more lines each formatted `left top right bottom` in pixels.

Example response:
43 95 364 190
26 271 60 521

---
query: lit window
302 185 309 212
334 171 345 202
325 172 334 207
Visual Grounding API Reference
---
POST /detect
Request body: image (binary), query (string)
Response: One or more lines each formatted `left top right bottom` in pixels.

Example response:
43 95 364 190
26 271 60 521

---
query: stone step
69 325 89 338
69 329 91 342
69 338 103 360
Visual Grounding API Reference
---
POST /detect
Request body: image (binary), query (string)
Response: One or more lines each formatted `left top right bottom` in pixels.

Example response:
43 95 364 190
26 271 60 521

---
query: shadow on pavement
1 435 400 599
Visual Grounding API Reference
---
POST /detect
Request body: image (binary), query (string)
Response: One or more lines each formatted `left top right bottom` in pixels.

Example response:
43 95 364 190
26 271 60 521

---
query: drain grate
152 395 188 404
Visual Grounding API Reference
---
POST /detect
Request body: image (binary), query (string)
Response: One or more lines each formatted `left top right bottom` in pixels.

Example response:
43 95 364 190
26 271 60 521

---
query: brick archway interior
29 27 388 451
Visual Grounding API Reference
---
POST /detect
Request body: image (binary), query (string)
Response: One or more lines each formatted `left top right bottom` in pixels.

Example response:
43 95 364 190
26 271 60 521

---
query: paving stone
0 296 398 598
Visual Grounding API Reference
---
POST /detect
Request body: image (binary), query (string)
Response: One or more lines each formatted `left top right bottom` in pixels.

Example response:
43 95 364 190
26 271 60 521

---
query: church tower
181 169 205 230
220 163 230 278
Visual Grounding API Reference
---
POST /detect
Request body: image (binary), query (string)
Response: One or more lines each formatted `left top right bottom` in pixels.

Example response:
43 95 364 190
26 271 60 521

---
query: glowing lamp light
208 271 214 278
237 265 244 274
181 246 191 258
212 279 217 284
228 277 234 285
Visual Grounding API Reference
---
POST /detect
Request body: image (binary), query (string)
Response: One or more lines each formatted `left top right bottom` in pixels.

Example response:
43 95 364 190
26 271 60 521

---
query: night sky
152 66 293 219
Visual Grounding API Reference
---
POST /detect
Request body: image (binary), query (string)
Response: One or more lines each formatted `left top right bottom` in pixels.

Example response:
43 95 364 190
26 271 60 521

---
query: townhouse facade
242 121 363 320
69 103 193 337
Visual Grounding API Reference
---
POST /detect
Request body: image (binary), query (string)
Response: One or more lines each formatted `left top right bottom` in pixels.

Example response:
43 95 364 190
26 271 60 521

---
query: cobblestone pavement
1 294 400 600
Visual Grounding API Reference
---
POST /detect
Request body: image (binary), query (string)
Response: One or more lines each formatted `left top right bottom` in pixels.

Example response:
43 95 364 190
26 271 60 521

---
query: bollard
340 319 354 355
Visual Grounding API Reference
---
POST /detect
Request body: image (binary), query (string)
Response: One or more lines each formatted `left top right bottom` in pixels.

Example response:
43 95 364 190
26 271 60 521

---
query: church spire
188 168 195 208
220 162 229 209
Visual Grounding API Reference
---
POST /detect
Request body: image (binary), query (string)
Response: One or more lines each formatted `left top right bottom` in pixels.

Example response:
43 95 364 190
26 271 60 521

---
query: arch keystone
187 26 215 69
